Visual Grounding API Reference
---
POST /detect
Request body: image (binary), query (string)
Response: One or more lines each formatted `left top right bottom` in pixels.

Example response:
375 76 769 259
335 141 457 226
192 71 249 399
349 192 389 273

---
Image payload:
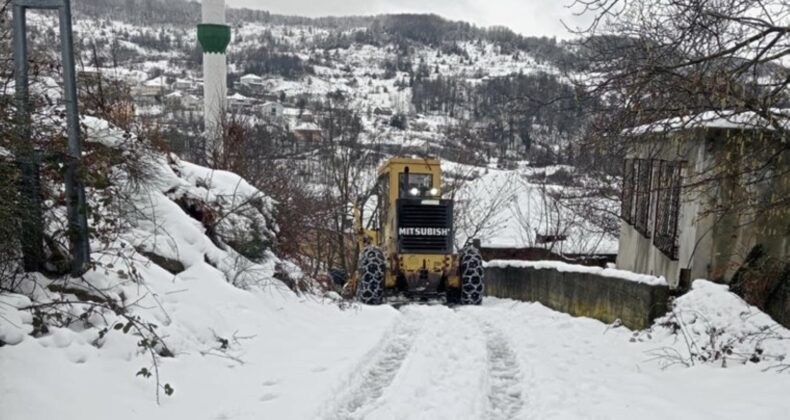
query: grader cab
348 157 484 305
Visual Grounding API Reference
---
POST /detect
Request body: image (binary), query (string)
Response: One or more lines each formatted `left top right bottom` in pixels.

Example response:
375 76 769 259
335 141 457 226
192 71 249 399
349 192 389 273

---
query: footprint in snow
262 379 280 387
260 393 278 402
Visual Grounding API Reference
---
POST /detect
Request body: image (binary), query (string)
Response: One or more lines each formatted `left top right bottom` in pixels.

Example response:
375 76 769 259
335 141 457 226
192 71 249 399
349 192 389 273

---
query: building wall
617 132 704 288
700 130 790 282
617 220 682 286
617 128 789 289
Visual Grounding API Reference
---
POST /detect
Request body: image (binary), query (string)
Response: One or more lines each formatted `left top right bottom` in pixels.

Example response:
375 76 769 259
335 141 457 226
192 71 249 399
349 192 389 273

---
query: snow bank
82 115 131 147
479 298 790 420
640 280 790 367
0 115 405 419
168 158 278 254
486 259 668 286
0 294 33 346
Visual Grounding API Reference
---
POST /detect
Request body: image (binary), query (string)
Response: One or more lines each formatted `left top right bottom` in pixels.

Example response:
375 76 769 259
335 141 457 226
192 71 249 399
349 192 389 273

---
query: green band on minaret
198 24 231 54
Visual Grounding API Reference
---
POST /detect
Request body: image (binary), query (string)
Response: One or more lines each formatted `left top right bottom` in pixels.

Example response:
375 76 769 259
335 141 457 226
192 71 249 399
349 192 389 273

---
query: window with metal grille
621 159 635 224
653 161 683 260
634 159 653 237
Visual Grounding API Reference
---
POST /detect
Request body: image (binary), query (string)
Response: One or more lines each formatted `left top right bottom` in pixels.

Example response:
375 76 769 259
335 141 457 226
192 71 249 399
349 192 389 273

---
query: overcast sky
225 0 590 39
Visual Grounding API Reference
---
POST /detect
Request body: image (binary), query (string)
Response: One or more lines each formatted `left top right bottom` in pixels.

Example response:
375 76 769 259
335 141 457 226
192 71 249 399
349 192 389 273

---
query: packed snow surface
3 295 789 419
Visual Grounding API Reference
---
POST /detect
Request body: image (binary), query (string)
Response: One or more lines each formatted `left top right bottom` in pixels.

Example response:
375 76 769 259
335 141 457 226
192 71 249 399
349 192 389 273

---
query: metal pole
58 0 91 276
12 0 91 276
13 4 45 272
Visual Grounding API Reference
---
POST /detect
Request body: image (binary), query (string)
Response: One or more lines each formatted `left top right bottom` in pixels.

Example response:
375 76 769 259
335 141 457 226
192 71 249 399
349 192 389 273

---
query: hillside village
57 4 580 162
23 2 610 262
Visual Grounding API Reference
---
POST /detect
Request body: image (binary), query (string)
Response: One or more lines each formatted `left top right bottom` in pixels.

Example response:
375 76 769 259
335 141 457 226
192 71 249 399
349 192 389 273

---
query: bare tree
319 96 379 275
569 0 790 197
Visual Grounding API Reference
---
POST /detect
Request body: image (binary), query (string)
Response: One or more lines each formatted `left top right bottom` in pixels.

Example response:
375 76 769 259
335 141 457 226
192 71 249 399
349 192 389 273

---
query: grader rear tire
356 246 386 305
459 246 484 305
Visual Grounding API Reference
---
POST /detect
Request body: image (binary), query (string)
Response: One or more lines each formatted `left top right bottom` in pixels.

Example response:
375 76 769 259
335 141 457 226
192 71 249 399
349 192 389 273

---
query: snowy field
3 288 789 420
448 163 619 255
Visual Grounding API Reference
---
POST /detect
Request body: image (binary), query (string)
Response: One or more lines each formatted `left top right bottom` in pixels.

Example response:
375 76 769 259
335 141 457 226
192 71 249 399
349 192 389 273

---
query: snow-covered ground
450 163 619 255
3 277 789 420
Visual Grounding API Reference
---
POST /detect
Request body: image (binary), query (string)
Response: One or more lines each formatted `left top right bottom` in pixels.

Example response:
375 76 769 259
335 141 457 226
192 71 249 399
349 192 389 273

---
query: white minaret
197 0 230 153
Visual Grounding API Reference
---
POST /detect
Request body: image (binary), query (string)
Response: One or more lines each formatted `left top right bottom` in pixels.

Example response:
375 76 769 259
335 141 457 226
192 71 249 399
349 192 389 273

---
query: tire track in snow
480 321 525 420
324 312 423 420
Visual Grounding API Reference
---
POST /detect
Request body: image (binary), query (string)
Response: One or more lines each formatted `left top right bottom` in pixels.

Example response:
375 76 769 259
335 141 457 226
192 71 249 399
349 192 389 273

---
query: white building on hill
258 101 284 119
240 74 264 87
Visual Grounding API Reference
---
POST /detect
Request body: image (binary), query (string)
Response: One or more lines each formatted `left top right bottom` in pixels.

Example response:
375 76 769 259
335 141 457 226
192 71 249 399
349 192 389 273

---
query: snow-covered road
314 300 790 420
324 305 511 420
3 295 789 420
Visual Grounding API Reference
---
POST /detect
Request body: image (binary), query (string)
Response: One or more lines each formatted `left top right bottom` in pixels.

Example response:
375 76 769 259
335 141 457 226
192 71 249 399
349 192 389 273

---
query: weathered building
258 101 284 120
292 121 322 143
617 112 789 291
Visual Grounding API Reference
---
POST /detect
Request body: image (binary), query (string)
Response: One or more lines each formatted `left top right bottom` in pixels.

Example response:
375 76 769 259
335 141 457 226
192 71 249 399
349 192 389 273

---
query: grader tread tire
357 246 386 305
460 246 484 305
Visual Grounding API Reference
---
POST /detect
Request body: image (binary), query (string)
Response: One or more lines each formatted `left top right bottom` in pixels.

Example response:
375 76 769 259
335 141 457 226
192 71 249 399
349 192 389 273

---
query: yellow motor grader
347 157 484 305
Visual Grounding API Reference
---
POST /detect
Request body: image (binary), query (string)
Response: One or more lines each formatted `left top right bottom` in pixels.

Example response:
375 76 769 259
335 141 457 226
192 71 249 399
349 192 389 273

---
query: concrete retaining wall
485 264 670 330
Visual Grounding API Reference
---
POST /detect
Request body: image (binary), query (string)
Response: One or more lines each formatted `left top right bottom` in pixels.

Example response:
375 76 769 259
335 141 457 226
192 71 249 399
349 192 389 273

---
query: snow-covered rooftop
143 76 169 87
240 74 264 83
228 92 251 101
293 122 321 131
626 110 790 135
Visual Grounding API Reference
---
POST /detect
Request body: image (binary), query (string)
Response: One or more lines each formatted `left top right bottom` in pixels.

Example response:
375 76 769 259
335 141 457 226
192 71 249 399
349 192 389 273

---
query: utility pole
12 0 91 276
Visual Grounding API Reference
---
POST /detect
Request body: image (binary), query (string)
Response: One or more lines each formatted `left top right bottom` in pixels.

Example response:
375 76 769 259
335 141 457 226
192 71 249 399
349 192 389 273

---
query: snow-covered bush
0 149 23 292
0 114 289 402
635 280 790 370
167 157 277 262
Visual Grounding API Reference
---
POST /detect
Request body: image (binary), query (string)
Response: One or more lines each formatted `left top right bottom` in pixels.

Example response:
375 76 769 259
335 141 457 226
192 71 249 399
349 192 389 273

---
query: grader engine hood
395 198 455 294
396 198 454 254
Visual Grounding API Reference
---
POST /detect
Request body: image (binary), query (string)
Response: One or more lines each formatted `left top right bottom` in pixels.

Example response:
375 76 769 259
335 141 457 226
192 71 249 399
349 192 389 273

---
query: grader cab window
399 173 433 197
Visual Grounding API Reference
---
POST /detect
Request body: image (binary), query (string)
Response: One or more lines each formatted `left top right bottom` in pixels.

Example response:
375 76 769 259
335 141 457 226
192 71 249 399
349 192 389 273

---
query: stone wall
485 263 670 330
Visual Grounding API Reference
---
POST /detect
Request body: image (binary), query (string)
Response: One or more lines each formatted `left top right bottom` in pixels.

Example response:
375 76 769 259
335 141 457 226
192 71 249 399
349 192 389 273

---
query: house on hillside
182 94 201 111
132 76 170 105
292 121 322 143
258 101 284 120
172 78 195 91
616 111 789 289
227 92 254 113
237 74 266 96
283 107 314 124
164 91 183 107
239 74 264 87
165 91 201 111
141 76 170 96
